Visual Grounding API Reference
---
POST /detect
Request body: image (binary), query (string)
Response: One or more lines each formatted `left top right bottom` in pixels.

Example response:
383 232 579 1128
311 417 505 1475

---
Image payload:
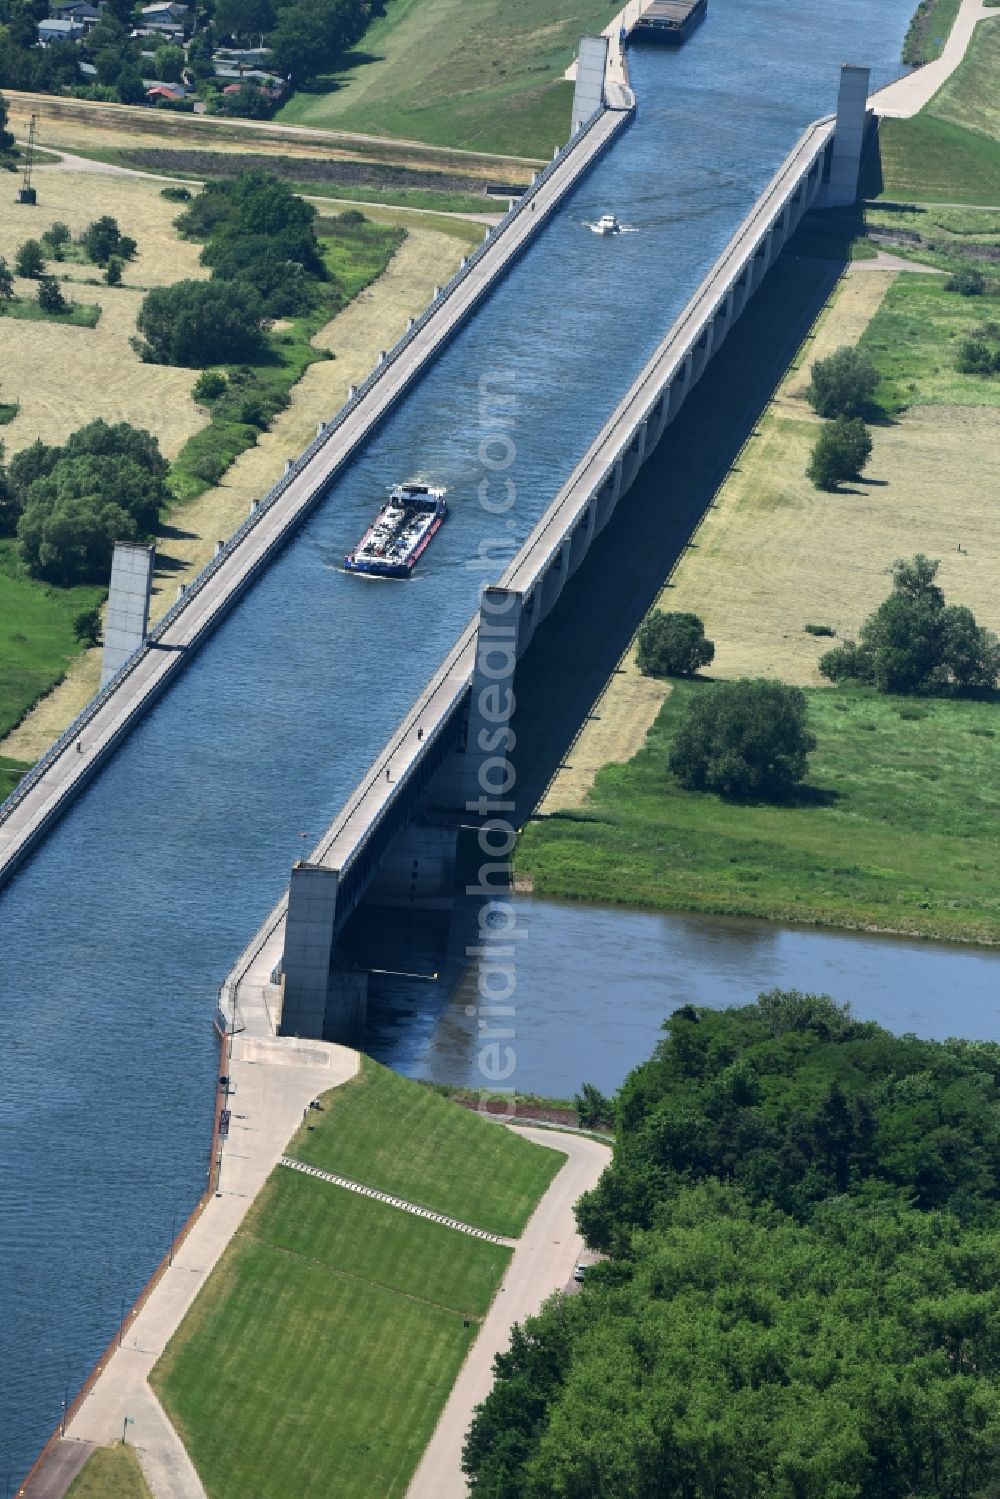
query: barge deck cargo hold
344 482 447 578
628 0 707 45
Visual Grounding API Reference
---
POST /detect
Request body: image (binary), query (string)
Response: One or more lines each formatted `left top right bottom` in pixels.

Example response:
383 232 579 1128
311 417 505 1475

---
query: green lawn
877 20 1000 204
276 0 621 157
168 215 403 505
859 273 1000 410
0 538 104 744
0 296 101 328
288 1055 564 1236
65 1443 153 1499
902 0 963 65
518 684 1000 945
152 1066 560 1499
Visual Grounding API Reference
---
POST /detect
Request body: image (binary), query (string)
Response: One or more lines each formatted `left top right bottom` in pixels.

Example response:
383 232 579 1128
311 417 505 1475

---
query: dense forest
466 993 1000 1497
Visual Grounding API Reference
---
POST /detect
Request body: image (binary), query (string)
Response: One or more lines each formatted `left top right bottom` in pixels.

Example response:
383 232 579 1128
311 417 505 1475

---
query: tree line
465 994 1000 1496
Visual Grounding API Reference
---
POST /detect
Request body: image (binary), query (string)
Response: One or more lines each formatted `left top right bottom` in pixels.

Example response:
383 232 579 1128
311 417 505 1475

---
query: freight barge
344 482 447 577
628 0 707 45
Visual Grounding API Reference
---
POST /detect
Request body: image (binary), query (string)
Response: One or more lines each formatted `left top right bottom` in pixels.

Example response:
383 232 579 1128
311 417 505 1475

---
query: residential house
38 17 85 43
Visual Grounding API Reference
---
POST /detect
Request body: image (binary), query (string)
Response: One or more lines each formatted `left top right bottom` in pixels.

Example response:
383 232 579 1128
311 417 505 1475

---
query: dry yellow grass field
1 220 474 761
0 168 207 458
540 265 1000 810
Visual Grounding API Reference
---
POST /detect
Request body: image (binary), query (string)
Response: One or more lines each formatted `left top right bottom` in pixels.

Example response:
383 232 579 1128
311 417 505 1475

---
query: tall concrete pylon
571 35 609 132
822 64 872 208
100 542 155 687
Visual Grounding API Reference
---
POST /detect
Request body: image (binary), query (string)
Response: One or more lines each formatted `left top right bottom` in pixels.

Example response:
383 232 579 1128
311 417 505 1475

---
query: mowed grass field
520 684 1000 944
153 1062 563 1499
288 1055 564 1236
276 0 621 157
65 1443 152 1499
877 15 1000 203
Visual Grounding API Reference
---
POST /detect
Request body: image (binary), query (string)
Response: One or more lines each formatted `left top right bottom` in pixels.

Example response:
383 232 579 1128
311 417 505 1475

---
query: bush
133 278 270 367
956 335 1000 376
160 185 192 202
42 221 71 250
0 258 13 301
947 268 987 295
15 239 45 278
804 623 836 637
805 345 879 418
82 215 136 266
192 369 228 402
820 554 1000 694
36 276 67 314
104 257 124 287
807 415 873 491
668 678 817 801
636 610 715 678
72 605 102 645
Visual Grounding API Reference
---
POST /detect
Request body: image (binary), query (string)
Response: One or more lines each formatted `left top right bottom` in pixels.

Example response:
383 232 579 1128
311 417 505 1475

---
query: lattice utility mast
17 115 37 205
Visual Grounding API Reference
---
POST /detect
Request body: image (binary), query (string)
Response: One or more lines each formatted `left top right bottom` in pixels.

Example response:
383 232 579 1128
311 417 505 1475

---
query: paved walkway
35 1038 358 1499
279 1157 515 1245
870 0 999 118
406 1127 611 1499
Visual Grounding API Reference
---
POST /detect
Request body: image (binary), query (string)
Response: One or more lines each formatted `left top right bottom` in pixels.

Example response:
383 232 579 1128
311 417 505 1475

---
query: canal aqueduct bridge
0 49 872 1042
230 63 874 1043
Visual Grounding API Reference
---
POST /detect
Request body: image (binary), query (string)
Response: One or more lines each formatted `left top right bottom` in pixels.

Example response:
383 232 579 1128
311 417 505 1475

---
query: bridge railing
0 103 628 839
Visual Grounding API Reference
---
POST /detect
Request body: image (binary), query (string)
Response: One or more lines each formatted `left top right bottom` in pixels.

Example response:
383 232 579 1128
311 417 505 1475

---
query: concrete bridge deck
0 99 633 891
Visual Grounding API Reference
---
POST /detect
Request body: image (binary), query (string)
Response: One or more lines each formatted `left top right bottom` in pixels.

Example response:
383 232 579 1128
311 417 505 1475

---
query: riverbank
519 683 1000 945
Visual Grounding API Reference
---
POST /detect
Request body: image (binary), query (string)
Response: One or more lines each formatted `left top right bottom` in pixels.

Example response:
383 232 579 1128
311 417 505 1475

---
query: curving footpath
406 1127 611 1499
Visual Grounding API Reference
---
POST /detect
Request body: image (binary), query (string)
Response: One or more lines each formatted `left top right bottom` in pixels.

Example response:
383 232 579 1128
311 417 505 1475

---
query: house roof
38 17 84 32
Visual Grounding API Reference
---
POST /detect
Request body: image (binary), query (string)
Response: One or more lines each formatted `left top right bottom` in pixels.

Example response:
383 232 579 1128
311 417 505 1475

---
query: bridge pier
821 64 872 207
461 586 523 815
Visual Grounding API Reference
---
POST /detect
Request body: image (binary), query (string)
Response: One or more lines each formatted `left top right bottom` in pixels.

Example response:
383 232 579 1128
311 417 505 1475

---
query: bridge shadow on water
353 240 849 1059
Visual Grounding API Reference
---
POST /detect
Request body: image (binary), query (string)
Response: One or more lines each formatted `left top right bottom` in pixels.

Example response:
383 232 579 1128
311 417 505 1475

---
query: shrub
15 239 45 278
104 257 124 287
947 268 987 296
72 605 102 645
805 345 879 418
36 276 67 314
133 278 270 367
804 623 835 637
192 369 228 402
0 257 14 301
807 415 873 490
82 216 136 266
42 221 71 250
187 448 230 486
637 610 715 678
160 185 192 202
668 678 817 801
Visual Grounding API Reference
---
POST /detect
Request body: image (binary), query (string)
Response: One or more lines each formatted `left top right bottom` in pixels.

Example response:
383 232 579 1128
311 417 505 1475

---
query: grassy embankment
276 0 620 157
877 14 1000 203
902 0 963 64
153 1057 564 1499
0 297 101 328
65 1444 153 1499
521 683 1000 944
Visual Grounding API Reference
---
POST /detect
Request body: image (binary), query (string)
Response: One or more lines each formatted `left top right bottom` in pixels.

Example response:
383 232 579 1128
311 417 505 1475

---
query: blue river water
0 1 920 1479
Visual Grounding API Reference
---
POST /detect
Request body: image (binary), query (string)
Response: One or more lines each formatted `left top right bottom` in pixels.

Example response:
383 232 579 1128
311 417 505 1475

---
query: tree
152 43 185 82
956 337 999 376
807 414 873 490
636 610 715 679
82 215 130 266
668 678 816 801
72 605 102 645
15 239 45 278
0 257 13 301
820 554 1000 695
17 492 136 585
574 1083 615 1130
192 369 227 402
104 257 124 287
133 278 270 366
213 0 275 38
42 221 71 251
36 275 67 314
805 344 879 419
0 90 16 162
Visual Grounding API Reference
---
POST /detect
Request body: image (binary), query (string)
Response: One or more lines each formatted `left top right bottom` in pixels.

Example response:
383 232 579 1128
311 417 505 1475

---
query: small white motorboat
591 212 622 236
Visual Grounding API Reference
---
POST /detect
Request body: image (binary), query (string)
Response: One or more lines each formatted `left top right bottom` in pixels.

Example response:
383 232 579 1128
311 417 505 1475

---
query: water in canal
1 0 920 1479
